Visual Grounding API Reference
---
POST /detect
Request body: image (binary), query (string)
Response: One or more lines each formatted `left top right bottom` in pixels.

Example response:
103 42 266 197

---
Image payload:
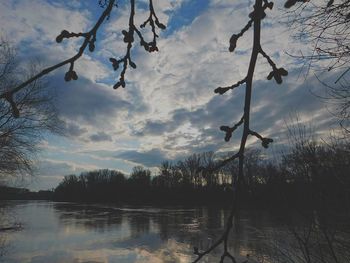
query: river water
0 200 349 263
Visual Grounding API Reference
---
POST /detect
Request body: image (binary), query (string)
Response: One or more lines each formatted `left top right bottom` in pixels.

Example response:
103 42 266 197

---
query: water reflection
55 203 124 233
1 201 350 263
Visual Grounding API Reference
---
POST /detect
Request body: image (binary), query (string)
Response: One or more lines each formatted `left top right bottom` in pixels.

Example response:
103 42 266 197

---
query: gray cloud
5 0 342 192
49 76 133 125
36 159 87 177
114 148 168 167
134 70 337 154
62 121 88 137
89 131 113 142
133 120 173 136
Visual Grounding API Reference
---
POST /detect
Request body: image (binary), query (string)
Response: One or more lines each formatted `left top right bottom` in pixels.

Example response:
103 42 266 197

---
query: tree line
54 136 350 208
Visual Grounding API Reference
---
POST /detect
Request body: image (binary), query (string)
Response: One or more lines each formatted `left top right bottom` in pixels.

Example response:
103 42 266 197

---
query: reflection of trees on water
54 203 123 232
52 204 268 258
128 214 150 237
0 207 7 258
274 209 350 263
0 202 23 259
51 204 262 260
52 203 350 262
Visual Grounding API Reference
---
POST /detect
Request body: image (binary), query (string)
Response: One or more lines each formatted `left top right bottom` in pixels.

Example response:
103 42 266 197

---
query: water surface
0 201 349 263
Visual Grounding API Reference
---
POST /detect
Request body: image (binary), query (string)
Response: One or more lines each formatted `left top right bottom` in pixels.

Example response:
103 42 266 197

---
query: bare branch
0 40 61 179
260 48 289 84
215 78 247 95
0 0 166 116
0 0 117 117
220 116 244 142
193 0 286 261
110 0 166 89
249 130 274 148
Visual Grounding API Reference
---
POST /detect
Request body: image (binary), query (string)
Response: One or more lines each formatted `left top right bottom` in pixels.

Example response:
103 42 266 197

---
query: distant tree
0 40 61 182
109 170 126 185
282 118 350 202
156 161 172 188
200 151 219 188
156 161 182 188
129 166 151 188
182 153 202 187
55 174 83 200
54 169 127 201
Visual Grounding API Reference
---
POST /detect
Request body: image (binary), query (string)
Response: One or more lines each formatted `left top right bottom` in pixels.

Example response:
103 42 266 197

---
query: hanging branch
0 0 116 117
0 0 166 117
110 0 166 89
220 116 244 142
192 0 288 262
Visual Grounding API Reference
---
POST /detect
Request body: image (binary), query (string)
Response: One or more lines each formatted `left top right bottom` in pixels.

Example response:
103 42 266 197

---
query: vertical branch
238 0 263 184
192 0 266 261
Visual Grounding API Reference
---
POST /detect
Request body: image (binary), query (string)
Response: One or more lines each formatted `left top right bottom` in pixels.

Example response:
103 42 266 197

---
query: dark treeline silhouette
53 139 350 208
0 186 53 200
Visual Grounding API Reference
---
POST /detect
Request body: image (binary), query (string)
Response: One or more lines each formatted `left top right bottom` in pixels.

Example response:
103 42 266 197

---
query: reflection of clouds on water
13 248 134 263
6 239 192 263
0 201 267 262
134 240 192 263
50 203 262 262
5 201 349 263
54 203 124 233
0 202 24 259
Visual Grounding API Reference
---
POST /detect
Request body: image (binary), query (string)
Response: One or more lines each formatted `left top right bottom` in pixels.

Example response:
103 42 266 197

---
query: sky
0 0 342 190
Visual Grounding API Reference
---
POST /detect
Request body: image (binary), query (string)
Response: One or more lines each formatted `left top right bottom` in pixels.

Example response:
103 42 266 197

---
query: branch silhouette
284 0 350 133
192 0 288 261
0 0 165 117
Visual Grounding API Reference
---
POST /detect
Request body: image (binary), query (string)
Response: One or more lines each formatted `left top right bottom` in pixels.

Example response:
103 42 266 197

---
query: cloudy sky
0 0 342 190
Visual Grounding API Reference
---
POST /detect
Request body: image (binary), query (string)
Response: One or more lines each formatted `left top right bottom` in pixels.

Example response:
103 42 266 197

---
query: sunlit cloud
0 0 341 189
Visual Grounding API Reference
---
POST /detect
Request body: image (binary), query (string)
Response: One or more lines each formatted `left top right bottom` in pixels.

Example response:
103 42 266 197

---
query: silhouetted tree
156 160 182 188
54 169 127 201
282 119 350 205
201 151 219 188
286 0 350 72
55 174 83 200
183 153 202 187
128 166 151 189
0 40 61 182
286 0 350 132
52 142 350 211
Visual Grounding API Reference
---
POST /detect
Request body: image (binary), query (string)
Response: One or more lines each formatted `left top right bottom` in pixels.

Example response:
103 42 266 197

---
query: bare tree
320 77 350 132
285 0 350 132
0 40 61 182
286 0 350 71
200 151 219 187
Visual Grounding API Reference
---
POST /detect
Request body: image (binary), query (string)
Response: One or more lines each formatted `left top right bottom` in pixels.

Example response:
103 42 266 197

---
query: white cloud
0 0 342 189
0 0 90 43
